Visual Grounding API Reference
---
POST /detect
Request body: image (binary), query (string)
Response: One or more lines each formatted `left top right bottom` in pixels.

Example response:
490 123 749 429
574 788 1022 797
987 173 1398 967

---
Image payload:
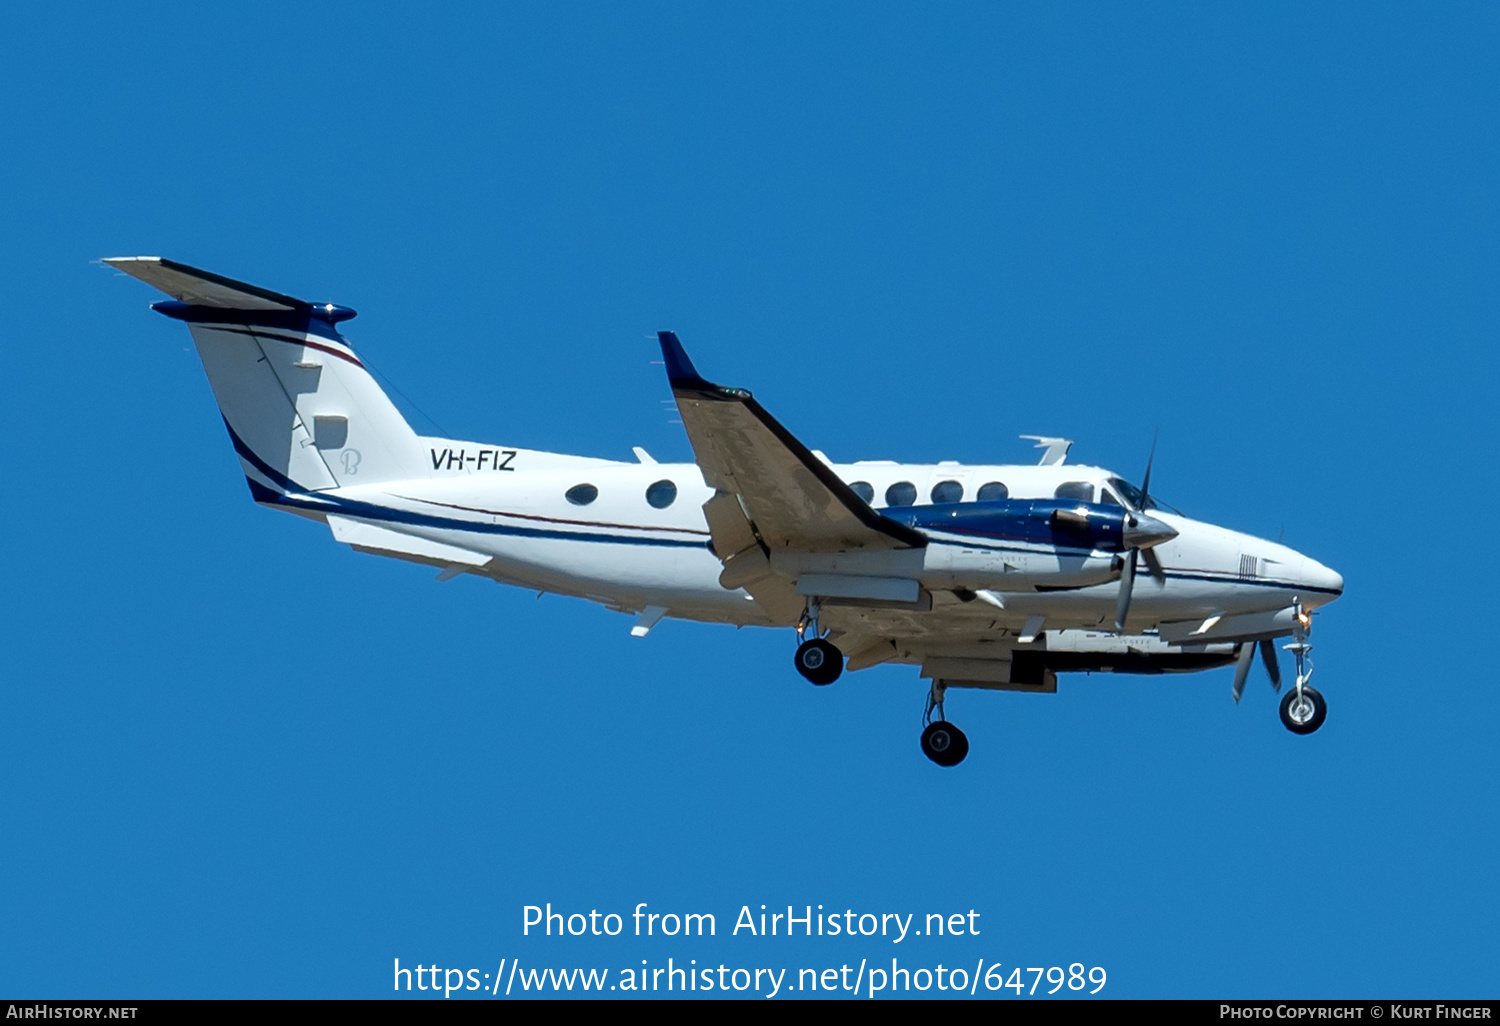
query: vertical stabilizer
107 257 426 495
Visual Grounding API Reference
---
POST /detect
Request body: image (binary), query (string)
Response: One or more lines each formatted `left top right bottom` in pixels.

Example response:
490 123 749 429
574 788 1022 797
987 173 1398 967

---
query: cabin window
930 480 964 504
849 481 875 503
565 484 598 506
646 479 678 509
1055 481 1094 502
976 481 1008 501
885 481 917 507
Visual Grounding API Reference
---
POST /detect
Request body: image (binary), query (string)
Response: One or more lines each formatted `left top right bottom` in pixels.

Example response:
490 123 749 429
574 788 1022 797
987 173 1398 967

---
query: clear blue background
1 1 1495 999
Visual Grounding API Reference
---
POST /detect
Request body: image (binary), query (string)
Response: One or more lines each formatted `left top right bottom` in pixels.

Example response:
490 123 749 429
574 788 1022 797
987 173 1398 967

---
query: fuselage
279 445 1344 632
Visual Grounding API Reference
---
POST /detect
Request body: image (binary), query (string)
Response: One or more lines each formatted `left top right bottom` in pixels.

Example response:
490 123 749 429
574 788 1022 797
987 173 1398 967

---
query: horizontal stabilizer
104 256 306 311
327 515 491 570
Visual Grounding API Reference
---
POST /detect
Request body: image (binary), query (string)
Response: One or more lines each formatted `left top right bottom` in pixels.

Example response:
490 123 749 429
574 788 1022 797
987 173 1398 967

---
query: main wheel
794 638 843 686
1279 685 1327 735
920 721 969 766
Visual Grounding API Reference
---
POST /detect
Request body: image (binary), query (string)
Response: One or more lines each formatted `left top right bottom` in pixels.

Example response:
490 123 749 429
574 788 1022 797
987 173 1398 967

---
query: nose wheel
1280 685 1326 734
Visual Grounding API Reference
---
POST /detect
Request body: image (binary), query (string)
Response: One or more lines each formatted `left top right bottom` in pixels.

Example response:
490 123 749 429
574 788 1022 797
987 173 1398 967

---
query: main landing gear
921 682 969 767
1279 607 1327 735
793 599 970 766
793 599 842 686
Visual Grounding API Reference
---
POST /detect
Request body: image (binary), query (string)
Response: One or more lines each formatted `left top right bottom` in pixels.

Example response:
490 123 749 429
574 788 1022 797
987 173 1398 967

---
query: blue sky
1 1 1496 999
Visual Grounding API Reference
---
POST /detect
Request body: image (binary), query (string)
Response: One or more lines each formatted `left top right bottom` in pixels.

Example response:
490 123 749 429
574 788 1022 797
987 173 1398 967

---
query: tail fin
107 257 428 495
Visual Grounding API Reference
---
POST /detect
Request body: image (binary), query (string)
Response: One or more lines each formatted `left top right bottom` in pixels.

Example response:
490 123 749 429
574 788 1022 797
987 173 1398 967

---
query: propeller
1259 638 1282 691
1231 638 1284 702
1112 438 1177 633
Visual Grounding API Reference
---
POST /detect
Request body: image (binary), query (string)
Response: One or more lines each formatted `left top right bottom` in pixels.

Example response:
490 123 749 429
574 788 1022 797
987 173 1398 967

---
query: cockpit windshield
1106 477 1182 515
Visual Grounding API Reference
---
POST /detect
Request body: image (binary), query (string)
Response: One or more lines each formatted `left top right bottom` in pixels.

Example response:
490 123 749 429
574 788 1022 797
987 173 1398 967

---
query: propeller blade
1113 549 1138 633
1113 434 1164 636
1259 638 1282 692
1231 642 1255 703
1141 546 1167 583
1139 431 1158 501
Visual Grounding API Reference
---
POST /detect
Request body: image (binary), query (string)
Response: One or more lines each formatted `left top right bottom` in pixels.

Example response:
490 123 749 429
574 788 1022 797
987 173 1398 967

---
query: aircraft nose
1301 557 1344 599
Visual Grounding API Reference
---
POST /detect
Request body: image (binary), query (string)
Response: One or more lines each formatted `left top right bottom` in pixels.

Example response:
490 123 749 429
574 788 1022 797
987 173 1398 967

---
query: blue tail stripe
223 418 308 494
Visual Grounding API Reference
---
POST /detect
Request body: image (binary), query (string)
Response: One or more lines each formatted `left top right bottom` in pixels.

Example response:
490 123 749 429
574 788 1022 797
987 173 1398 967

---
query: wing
825 595 1031 676
659 332 925 622
659 331 925 554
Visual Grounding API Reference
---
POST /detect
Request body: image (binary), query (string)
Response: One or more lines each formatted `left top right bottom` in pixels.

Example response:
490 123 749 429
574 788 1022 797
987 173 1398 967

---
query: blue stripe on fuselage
229 425 1334 579
886 499 1128 553
275 489 712 549
228 424 709 550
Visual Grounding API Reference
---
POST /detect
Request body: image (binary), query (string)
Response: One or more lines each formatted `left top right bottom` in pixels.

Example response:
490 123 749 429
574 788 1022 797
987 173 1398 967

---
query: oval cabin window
976 481 1009 501
849 481 874 503
930 480 964 504
565 484 598 506
646 479 678 509
885 481 918 507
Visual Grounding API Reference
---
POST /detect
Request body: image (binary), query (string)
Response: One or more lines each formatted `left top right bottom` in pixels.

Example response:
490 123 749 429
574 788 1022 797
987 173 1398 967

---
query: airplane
106 257 1344 766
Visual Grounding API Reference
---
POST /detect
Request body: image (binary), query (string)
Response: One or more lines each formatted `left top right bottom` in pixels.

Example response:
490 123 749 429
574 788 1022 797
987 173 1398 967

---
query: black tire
920 721 969 767
1279 685 1327 735
794 638 843 686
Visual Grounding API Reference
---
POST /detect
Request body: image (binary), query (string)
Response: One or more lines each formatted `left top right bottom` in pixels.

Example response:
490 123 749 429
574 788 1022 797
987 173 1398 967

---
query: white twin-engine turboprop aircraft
108 257 1344 766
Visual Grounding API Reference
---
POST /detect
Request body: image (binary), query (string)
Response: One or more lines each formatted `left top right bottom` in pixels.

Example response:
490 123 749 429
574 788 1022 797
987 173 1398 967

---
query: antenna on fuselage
1019 435 1073 466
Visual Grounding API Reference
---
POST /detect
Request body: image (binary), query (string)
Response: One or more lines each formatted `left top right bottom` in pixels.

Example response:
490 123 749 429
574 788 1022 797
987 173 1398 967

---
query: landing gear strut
920 682 969 767
793 599 842 686
1279 606 1327 735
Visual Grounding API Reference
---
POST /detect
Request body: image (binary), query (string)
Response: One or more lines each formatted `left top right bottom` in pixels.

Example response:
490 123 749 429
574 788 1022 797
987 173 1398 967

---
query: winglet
657 331 718 392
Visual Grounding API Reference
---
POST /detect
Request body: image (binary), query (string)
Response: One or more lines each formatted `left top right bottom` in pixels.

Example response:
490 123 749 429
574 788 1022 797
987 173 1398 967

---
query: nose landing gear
1279 606 1326 735
921 682 969 767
